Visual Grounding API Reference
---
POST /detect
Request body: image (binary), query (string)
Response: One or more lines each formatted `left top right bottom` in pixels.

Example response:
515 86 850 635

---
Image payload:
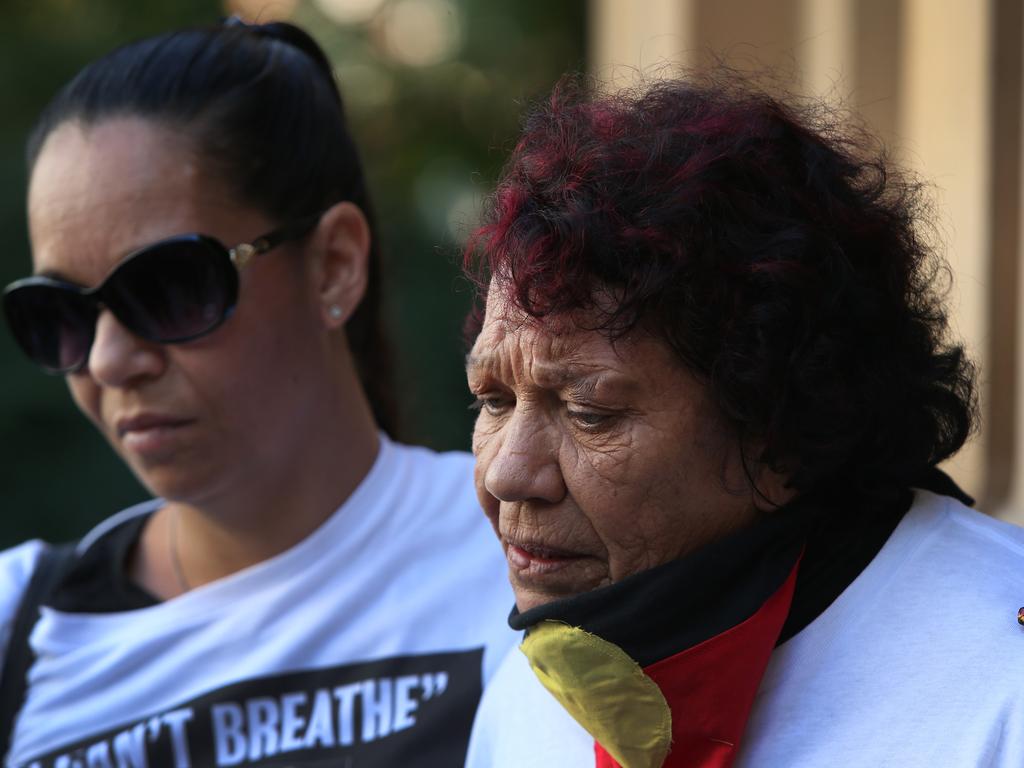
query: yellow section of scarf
520 620 672 768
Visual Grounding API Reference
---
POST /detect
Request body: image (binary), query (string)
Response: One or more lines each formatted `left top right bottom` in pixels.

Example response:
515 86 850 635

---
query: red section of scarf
593 559 800 768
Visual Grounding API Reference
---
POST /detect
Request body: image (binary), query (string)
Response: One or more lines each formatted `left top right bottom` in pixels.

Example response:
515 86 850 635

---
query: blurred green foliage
0 0 585 548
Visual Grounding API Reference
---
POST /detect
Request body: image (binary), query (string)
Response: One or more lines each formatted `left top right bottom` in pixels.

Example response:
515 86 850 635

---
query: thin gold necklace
168 508 191 594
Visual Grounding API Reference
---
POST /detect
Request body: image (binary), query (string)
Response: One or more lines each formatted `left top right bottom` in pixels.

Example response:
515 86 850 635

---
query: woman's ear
733 438 796 512
752 466 797 512
309 201 370 329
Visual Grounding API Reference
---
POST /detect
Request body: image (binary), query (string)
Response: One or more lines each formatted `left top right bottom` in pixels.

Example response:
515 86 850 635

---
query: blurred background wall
1 0 1021 548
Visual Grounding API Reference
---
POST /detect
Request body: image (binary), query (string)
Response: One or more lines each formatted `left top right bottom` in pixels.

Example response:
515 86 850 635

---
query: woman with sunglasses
0 19 514 768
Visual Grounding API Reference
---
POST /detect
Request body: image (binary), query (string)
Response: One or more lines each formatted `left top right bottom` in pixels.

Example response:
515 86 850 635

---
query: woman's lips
116 414 194 457
504 538 603 609
506 540 587 573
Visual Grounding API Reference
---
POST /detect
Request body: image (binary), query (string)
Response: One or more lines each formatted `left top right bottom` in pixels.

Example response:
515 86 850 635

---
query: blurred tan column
588 0 693 80
799 0 854 101
899 0 992 503
850 0 904 147
1000 2 1024 523
798 0 902 146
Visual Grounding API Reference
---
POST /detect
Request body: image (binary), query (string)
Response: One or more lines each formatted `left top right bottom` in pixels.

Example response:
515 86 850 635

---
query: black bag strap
0 542 78 764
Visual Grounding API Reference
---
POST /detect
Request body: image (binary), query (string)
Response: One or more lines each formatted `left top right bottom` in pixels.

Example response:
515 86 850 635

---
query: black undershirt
48 512 160 613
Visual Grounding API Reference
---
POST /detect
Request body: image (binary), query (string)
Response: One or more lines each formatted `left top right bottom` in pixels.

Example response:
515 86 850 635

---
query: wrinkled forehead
467 280 700 417
478 281 584 348
470 280 639 381
479 276 619 332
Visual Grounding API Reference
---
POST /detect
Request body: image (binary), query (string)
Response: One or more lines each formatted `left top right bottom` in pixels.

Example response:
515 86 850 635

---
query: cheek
566 427 692 574
66 375 103 429
471 425 499 517
201 290 317 418
561 429 638 509
567 461 642 544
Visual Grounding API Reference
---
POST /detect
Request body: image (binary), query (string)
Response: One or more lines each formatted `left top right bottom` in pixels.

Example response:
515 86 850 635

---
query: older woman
0 19 514 767
463 77 1024 767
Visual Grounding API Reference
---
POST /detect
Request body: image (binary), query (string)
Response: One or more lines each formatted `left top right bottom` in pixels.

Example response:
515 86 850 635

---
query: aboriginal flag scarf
509 471 969 768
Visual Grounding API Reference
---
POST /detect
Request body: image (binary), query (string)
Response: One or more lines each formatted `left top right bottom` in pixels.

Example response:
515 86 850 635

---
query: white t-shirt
466 491 1024 767
0 436 516 768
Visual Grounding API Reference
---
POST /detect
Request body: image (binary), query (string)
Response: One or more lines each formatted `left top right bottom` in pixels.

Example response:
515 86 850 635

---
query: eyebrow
467 354 596 380
466 355 632 399
33 268 77 283
564 376 599 400
31 234 176 283
466 354 590 380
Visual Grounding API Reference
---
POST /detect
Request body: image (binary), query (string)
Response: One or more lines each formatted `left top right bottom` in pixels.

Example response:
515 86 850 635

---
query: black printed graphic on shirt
18 649 483 768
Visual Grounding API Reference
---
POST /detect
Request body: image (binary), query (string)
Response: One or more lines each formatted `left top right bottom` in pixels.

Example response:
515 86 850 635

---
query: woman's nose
483 410 567 504
86 309 165 386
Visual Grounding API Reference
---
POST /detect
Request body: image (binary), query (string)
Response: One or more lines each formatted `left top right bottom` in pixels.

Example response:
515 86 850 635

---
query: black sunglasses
3 214 321 374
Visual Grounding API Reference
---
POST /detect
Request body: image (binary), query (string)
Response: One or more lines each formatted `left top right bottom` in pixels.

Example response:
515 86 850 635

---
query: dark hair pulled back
28 19 397 435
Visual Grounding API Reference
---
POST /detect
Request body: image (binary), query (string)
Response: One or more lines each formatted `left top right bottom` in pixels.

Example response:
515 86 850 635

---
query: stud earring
328 305 343 321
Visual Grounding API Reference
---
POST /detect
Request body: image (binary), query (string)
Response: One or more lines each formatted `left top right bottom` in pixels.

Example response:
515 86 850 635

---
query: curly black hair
465 73 976 499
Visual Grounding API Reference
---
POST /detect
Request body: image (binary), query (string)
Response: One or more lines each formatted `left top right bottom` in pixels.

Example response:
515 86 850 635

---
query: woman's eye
566 408 613 429
470 395 511 416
